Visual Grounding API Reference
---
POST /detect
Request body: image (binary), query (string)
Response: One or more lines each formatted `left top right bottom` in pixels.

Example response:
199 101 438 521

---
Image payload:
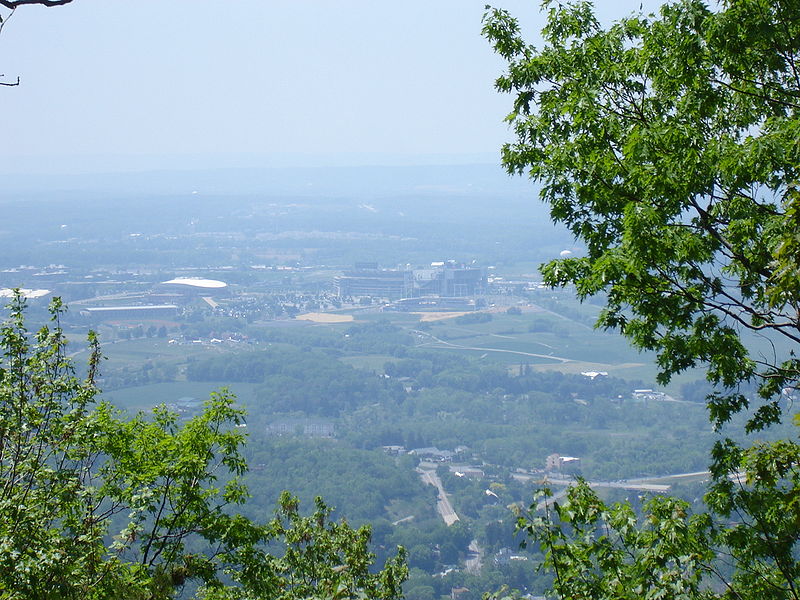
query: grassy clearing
417 311 655 367
97 338 214 368
418 345 565 365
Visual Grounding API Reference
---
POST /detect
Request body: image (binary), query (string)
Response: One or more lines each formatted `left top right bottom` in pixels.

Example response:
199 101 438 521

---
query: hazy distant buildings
266 419 335 438
334 268 411 298
389 297 478 312
334 262 485 300
545 453 581 473
450 466 485 479
0 288 51 300
581 371 608 380
632 389 669 401
80 304 179 321
409 447 454 462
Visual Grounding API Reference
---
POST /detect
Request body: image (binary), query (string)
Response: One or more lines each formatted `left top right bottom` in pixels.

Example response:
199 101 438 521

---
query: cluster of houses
265 418 335 438
381 445 472 462
545 453 581 473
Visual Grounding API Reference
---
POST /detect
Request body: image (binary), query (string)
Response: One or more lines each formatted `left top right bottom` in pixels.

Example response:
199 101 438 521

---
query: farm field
85 290 714 410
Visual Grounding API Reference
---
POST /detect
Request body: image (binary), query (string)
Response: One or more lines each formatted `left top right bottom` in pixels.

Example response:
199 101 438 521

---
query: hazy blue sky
1 1 662 174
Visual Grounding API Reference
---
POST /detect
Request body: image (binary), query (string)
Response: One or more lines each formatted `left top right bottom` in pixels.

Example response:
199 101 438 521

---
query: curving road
413 330 574 363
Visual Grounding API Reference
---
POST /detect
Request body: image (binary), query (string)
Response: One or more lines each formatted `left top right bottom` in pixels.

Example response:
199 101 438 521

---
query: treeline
385 350 639 400
187 346 405 416
344 392 712 479
680 378 761 404
239 437 471 571
185 328 711 478
243 438 431 524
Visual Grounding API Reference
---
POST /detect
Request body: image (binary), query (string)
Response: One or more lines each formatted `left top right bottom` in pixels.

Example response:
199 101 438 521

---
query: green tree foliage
514 484 714 600
484 0 800 426
0 293 406 599
243 438 432 524
483 0 800 597
206 492 407 600
454 313 493 325
187 348 405 416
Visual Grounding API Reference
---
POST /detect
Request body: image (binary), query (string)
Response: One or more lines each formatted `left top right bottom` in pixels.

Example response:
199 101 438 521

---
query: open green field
88 337 225 368
327 302 711 394
408 309 657 369
77 295 708 400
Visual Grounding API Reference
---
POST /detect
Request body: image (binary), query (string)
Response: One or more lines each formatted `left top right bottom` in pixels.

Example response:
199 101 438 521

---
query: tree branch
0 0 74 7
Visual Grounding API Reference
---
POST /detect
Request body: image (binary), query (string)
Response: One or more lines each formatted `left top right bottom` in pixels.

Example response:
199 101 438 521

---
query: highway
418 468 460 526
419 463 719 520
520 469 736 511
537 476 671 493
512 472 669 492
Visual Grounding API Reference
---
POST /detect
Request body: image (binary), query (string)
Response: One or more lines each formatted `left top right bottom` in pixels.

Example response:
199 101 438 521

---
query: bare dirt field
415 312 470 322
296 312 355 323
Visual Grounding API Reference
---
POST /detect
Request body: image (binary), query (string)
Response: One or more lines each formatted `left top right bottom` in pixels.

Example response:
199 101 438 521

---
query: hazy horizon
1 1 664 177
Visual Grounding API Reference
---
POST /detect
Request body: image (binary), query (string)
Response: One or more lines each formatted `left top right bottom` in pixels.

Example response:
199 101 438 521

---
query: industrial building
0 288 51 300
388 297 478 312
158 277 229 297
334 262 485 300
79 304 179 321
545 453 581 473
334 268 411 298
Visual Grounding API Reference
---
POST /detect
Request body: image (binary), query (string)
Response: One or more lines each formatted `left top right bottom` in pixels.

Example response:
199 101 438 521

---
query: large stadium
158 277 229 297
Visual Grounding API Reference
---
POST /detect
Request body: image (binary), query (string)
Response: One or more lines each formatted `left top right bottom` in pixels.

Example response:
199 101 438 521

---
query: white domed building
158 277 229 298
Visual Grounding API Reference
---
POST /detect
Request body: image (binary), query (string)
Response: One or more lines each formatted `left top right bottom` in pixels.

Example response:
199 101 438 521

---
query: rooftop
0 288 51 299
162 277 227 289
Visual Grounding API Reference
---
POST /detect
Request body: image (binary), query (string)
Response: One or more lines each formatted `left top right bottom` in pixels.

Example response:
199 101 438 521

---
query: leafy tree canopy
484 0 800 431
0 293 406 599
484 0 800 598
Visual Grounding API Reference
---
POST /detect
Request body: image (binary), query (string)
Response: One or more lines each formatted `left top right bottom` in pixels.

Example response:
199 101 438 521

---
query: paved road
69 292 147 306
511 473 670 492
545 477 671 493
418 468 460 526
414 330 574 363
67 337 130 358
514 469 729 511
465 539 483 574
530 469 751 512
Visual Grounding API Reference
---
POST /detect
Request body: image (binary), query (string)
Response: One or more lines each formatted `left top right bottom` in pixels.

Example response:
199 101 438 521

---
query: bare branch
0 0 74 86
0 0 73 7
